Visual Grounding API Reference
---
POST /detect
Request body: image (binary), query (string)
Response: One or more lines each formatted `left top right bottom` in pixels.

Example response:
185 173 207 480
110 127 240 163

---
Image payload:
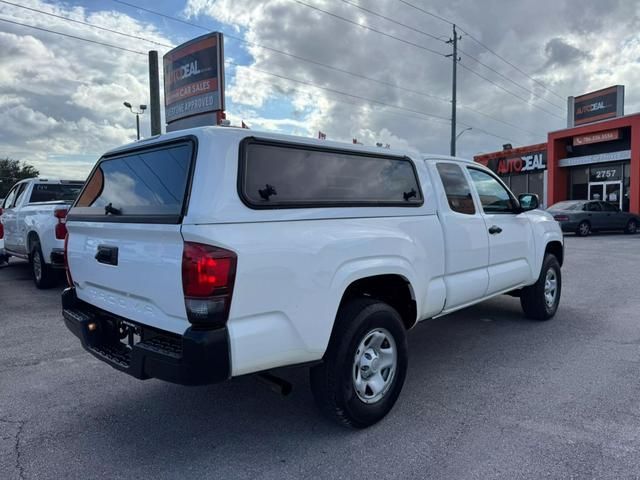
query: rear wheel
576 220 591 237
310 298 408 428
625 219 638 234
31 240 56 289
520 254 561 321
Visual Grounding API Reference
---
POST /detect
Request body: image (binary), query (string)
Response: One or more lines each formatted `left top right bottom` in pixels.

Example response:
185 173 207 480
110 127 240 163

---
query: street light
456 127 472 143
123 102 147 140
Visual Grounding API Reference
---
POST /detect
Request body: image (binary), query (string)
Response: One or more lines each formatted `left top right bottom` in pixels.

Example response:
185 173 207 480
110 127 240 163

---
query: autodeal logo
576 100 611 115
496 153 545 175
169 60 202 83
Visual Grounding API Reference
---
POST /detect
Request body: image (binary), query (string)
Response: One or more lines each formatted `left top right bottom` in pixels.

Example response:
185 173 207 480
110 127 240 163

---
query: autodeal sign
486 150 547 176
163 32 225 125
568 85 624 127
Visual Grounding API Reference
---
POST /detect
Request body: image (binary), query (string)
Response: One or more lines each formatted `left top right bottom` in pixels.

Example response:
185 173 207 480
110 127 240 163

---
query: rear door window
29 184 83 203
72 139 194 223
436 163 475 215
240 139 422 208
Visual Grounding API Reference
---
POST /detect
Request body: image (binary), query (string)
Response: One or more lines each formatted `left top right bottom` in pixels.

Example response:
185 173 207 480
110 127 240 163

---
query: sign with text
568 85 624 127
589 164 622 182
163 32 225 125
573 128 620 146
486 150 547 176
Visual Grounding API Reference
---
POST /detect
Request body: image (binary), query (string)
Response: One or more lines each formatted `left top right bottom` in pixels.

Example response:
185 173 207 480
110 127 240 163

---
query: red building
548 113 639 214
474 143 548 206
476 86 639 214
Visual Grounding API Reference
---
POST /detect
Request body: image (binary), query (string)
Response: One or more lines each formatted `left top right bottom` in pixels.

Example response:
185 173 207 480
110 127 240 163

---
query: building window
509 175 527 196
570 167 588 200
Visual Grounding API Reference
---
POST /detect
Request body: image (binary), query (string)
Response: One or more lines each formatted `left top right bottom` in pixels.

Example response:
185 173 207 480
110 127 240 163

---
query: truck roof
102 125 476 165
15 178 84 184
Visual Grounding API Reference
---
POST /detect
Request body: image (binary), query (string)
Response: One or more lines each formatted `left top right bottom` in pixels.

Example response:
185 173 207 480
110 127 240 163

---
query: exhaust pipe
256 372 293 396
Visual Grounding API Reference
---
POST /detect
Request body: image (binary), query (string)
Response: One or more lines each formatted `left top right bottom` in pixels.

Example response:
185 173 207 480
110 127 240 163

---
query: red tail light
64 233 73 287
54 208 68 240
553 215 569 222
182 242 237 329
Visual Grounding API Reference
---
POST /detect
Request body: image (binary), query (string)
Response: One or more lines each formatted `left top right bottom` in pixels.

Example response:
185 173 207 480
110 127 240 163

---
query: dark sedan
548 200 640 236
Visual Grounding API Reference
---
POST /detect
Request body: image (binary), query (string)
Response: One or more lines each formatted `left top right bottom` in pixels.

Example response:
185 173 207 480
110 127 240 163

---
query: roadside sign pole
148 51 162 136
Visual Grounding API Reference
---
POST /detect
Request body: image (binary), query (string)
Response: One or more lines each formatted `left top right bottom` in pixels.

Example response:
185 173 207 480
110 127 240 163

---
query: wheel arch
338 274 418 331
545 240 564 266
27 231 40 253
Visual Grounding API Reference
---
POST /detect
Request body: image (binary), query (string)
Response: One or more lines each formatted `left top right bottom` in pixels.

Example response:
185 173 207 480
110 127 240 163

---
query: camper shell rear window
69 137 196 224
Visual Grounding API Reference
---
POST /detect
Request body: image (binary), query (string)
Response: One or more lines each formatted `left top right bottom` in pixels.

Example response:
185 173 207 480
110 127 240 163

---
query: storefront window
510 175 527 196
570 167 588 200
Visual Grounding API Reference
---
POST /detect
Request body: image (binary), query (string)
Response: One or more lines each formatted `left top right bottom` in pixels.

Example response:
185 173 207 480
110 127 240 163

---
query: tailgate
67 222 186 334
66 137 196 334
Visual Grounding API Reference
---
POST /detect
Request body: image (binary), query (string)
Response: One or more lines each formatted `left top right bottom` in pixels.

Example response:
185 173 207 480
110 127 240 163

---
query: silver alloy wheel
33 249 42 282
629 221 637 234
579 222 590 236
352 328 397 404
544 269 557 308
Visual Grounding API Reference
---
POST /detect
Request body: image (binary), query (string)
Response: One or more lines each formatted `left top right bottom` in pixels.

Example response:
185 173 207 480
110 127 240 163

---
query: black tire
30 239 56 289
310 298 408 429
576 220 591 237
625 219 638 234
520 254 561 321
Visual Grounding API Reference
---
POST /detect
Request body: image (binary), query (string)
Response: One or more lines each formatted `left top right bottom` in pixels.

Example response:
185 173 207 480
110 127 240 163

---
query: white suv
62 127 563 428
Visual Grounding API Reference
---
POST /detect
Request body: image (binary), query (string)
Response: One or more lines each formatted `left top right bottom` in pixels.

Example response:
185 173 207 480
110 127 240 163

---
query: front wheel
520 254 561 321
625 219 638 234
310 298 408 428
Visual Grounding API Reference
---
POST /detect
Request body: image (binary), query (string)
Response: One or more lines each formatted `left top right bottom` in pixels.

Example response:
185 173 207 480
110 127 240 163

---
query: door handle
95 245 118 266
488 225 502 235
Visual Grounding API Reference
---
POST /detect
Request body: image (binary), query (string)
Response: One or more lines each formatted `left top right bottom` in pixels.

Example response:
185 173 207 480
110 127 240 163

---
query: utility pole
148 51 162 136
446 24 461 157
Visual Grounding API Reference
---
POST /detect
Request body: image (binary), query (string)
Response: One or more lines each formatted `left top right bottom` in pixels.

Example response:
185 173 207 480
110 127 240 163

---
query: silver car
548 200 640 236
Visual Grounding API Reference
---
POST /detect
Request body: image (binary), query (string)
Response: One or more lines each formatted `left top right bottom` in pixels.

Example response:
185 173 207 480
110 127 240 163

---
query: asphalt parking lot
2 234 640 479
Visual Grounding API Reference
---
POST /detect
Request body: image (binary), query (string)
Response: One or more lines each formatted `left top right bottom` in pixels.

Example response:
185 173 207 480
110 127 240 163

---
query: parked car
62 127 564 428
0 178 84 287
548 200 640 236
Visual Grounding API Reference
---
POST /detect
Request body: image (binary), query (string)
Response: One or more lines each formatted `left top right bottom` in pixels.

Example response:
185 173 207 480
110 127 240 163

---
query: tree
0 158 39 197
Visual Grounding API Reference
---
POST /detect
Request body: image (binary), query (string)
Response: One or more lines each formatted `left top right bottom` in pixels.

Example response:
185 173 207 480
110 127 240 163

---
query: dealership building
475 85 640 214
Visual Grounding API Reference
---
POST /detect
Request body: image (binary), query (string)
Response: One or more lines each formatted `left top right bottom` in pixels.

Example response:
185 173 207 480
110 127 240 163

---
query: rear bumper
61 288 231 385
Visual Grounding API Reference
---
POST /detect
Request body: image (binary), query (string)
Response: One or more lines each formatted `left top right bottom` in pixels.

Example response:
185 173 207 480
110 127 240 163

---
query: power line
458 62 564 120
396 0 566 101
226 61 520 143
290 0 448 57
337 0 447 44
2 10 526 144
0 16 147 55
458 27 565 101
0 0 172 49
335 0 562 112
108 0 540 136
458 45 565 111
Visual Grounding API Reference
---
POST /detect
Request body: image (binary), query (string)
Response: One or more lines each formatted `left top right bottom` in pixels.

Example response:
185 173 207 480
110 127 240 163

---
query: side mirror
518 193 539 212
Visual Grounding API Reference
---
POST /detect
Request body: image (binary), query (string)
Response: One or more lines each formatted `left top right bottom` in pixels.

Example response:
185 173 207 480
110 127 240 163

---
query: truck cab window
467 168 517 214
435 163 475 215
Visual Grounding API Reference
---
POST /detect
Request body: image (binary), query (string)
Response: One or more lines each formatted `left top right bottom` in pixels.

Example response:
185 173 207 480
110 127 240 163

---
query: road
2 234 640 479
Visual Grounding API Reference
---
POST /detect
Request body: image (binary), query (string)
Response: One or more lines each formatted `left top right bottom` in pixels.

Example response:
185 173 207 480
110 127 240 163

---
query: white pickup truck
0 178 84 287
62 127 563 428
